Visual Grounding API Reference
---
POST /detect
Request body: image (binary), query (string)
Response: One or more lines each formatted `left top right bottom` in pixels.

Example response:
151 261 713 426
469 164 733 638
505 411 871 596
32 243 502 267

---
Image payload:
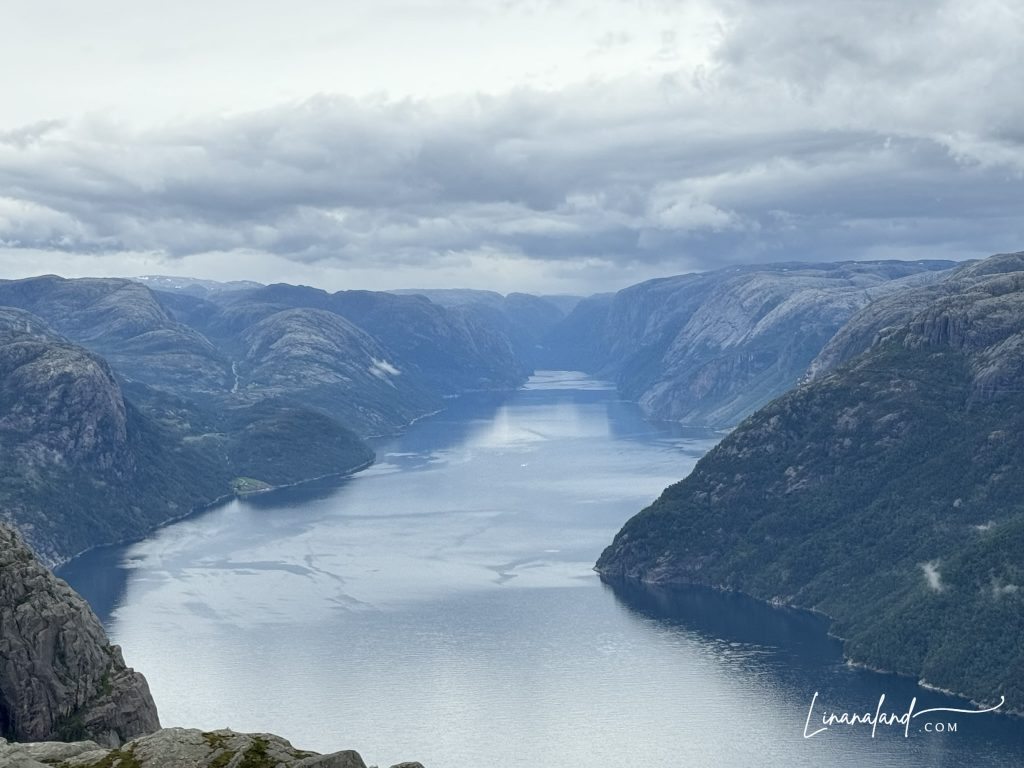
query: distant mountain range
0 262 968 565
598 251 1024 711
0 275 566 564
4 254 1024 720
544 260 954 426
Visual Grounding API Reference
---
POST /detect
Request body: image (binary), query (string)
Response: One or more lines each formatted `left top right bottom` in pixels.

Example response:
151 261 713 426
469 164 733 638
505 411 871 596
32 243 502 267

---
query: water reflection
56 373 1024 768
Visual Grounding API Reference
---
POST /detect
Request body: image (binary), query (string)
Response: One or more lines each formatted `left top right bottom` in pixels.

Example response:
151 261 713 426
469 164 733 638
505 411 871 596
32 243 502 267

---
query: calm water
60 372 1024 767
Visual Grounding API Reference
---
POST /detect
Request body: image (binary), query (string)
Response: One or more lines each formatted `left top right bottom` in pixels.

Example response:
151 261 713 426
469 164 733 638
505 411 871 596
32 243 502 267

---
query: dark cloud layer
0 0 1021 291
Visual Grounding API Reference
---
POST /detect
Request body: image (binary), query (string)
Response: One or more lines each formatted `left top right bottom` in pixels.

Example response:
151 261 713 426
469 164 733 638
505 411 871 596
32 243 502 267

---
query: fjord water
60 373 1024 767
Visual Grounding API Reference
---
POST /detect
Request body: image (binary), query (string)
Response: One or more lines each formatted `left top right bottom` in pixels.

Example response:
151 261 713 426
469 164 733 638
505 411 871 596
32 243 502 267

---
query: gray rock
0 739 104 768
0 525 160 746
545 260 954 426
0 728 375 768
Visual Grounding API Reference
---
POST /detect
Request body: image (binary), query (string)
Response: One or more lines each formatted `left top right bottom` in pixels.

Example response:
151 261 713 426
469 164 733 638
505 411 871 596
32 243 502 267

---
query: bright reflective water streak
60 372 1024 768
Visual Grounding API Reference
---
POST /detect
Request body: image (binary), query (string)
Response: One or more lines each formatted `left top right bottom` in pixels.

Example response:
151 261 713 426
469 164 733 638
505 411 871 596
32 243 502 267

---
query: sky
0 0 1022 295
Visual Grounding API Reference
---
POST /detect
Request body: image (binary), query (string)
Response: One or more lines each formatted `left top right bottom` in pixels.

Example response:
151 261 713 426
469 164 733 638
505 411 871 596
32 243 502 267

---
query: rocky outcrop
0 728 425 768
808 251 1024 382
546 260 953 426
0 729 368 768
0 525 159 746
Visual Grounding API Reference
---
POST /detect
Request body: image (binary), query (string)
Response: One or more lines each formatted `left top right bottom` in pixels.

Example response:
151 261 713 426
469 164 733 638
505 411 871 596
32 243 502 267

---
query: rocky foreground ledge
0 728 424 768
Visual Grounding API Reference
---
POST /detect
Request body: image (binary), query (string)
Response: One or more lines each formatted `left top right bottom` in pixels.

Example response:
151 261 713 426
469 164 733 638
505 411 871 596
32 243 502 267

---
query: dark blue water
60 372 1024 767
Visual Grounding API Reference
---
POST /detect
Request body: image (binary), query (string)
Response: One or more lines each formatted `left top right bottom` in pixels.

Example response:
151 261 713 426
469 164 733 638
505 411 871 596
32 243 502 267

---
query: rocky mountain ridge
597 251 1024 709
0 275 544 564
545 260 954 426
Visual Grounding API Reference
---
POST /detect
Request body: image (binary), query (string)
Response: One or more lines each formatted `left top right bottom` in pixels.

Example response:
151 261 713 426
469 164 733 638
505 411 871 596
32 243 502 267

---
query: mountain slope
547 261 953 426
0 309 372 565
597 252 1024 709
0 276 231 394
238 308 438 433
393 288 571 366
215 285 530 395
0 309 220 563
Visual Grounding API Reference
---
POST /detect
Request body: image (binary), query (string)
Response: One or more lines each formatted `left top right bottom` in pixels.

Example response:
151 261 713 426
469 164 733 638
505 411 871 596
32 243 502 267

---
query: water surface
61 372 1024 767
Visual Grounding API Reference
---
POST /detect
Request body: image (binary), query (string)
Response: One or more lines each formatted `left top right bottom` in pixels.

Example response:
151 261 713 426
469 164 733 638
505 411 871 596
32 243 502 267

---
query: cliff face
597 252 1024 709
808 252 1024 382
0 525 159 746
546 261 953 426
0 308 131 475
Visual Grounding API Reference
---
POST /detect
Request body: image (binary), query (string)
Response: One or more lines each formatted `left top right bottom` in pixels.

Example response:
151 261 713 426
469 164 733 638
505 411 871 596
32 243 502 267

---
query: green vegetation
599 339 1024 709
202 732 232 750
0 379 374 564
207 748 237 768
238 736 274 768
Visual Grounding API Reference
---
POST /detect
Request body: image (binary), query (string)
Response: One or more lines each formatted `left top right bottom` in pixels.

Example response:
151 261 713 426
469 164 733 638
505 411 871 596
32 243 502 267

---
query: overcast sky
1 0 1021 294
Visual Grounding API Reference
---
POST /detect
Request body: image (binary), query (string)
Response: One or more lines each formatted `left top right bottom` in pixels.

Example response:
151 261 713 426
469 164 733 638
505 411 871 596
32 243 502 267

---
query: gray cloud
0 0 1022 292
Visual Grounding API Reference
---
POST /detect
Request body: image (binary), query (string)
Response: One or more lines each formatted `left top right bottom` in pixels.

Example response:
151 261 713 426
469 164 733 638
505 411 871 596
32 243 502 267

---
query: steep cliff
0 525 159 746
597 252 1024 709
547 261 953 426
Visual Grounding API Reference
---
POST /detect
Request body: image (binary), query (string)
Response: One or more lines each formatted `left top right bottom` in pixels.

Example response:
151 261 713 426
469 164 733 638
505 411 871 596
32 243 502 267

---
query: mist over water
61 373 1024 767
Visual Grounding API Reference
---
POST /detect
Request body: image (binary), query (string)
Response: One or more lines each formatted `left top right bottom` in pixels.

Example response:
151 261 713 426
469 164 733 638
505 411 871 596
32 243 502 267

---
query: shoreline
54 455 378 572
598 571 1022 719
51 378 529 572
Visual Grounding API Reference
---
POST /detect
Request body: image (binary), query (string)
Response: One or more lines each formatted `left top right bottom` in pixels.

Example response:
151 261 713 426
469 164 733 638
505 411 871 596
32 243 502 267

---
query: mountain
545 261 954 426
237 308 438 434
0 275 537 563
0 308 219 564
597 251 1024 710
0 524 159 746
131 275 265 297
393 289 572 367
0 524 420 768
211 284 531 394
0 276 231 395
0 306 372 565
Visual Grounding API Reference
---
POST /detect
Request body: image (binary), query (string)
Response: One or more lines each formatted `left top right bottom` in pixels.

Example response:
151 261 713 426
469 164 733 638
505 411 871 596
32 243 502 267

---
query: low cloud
0 0 1021 292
